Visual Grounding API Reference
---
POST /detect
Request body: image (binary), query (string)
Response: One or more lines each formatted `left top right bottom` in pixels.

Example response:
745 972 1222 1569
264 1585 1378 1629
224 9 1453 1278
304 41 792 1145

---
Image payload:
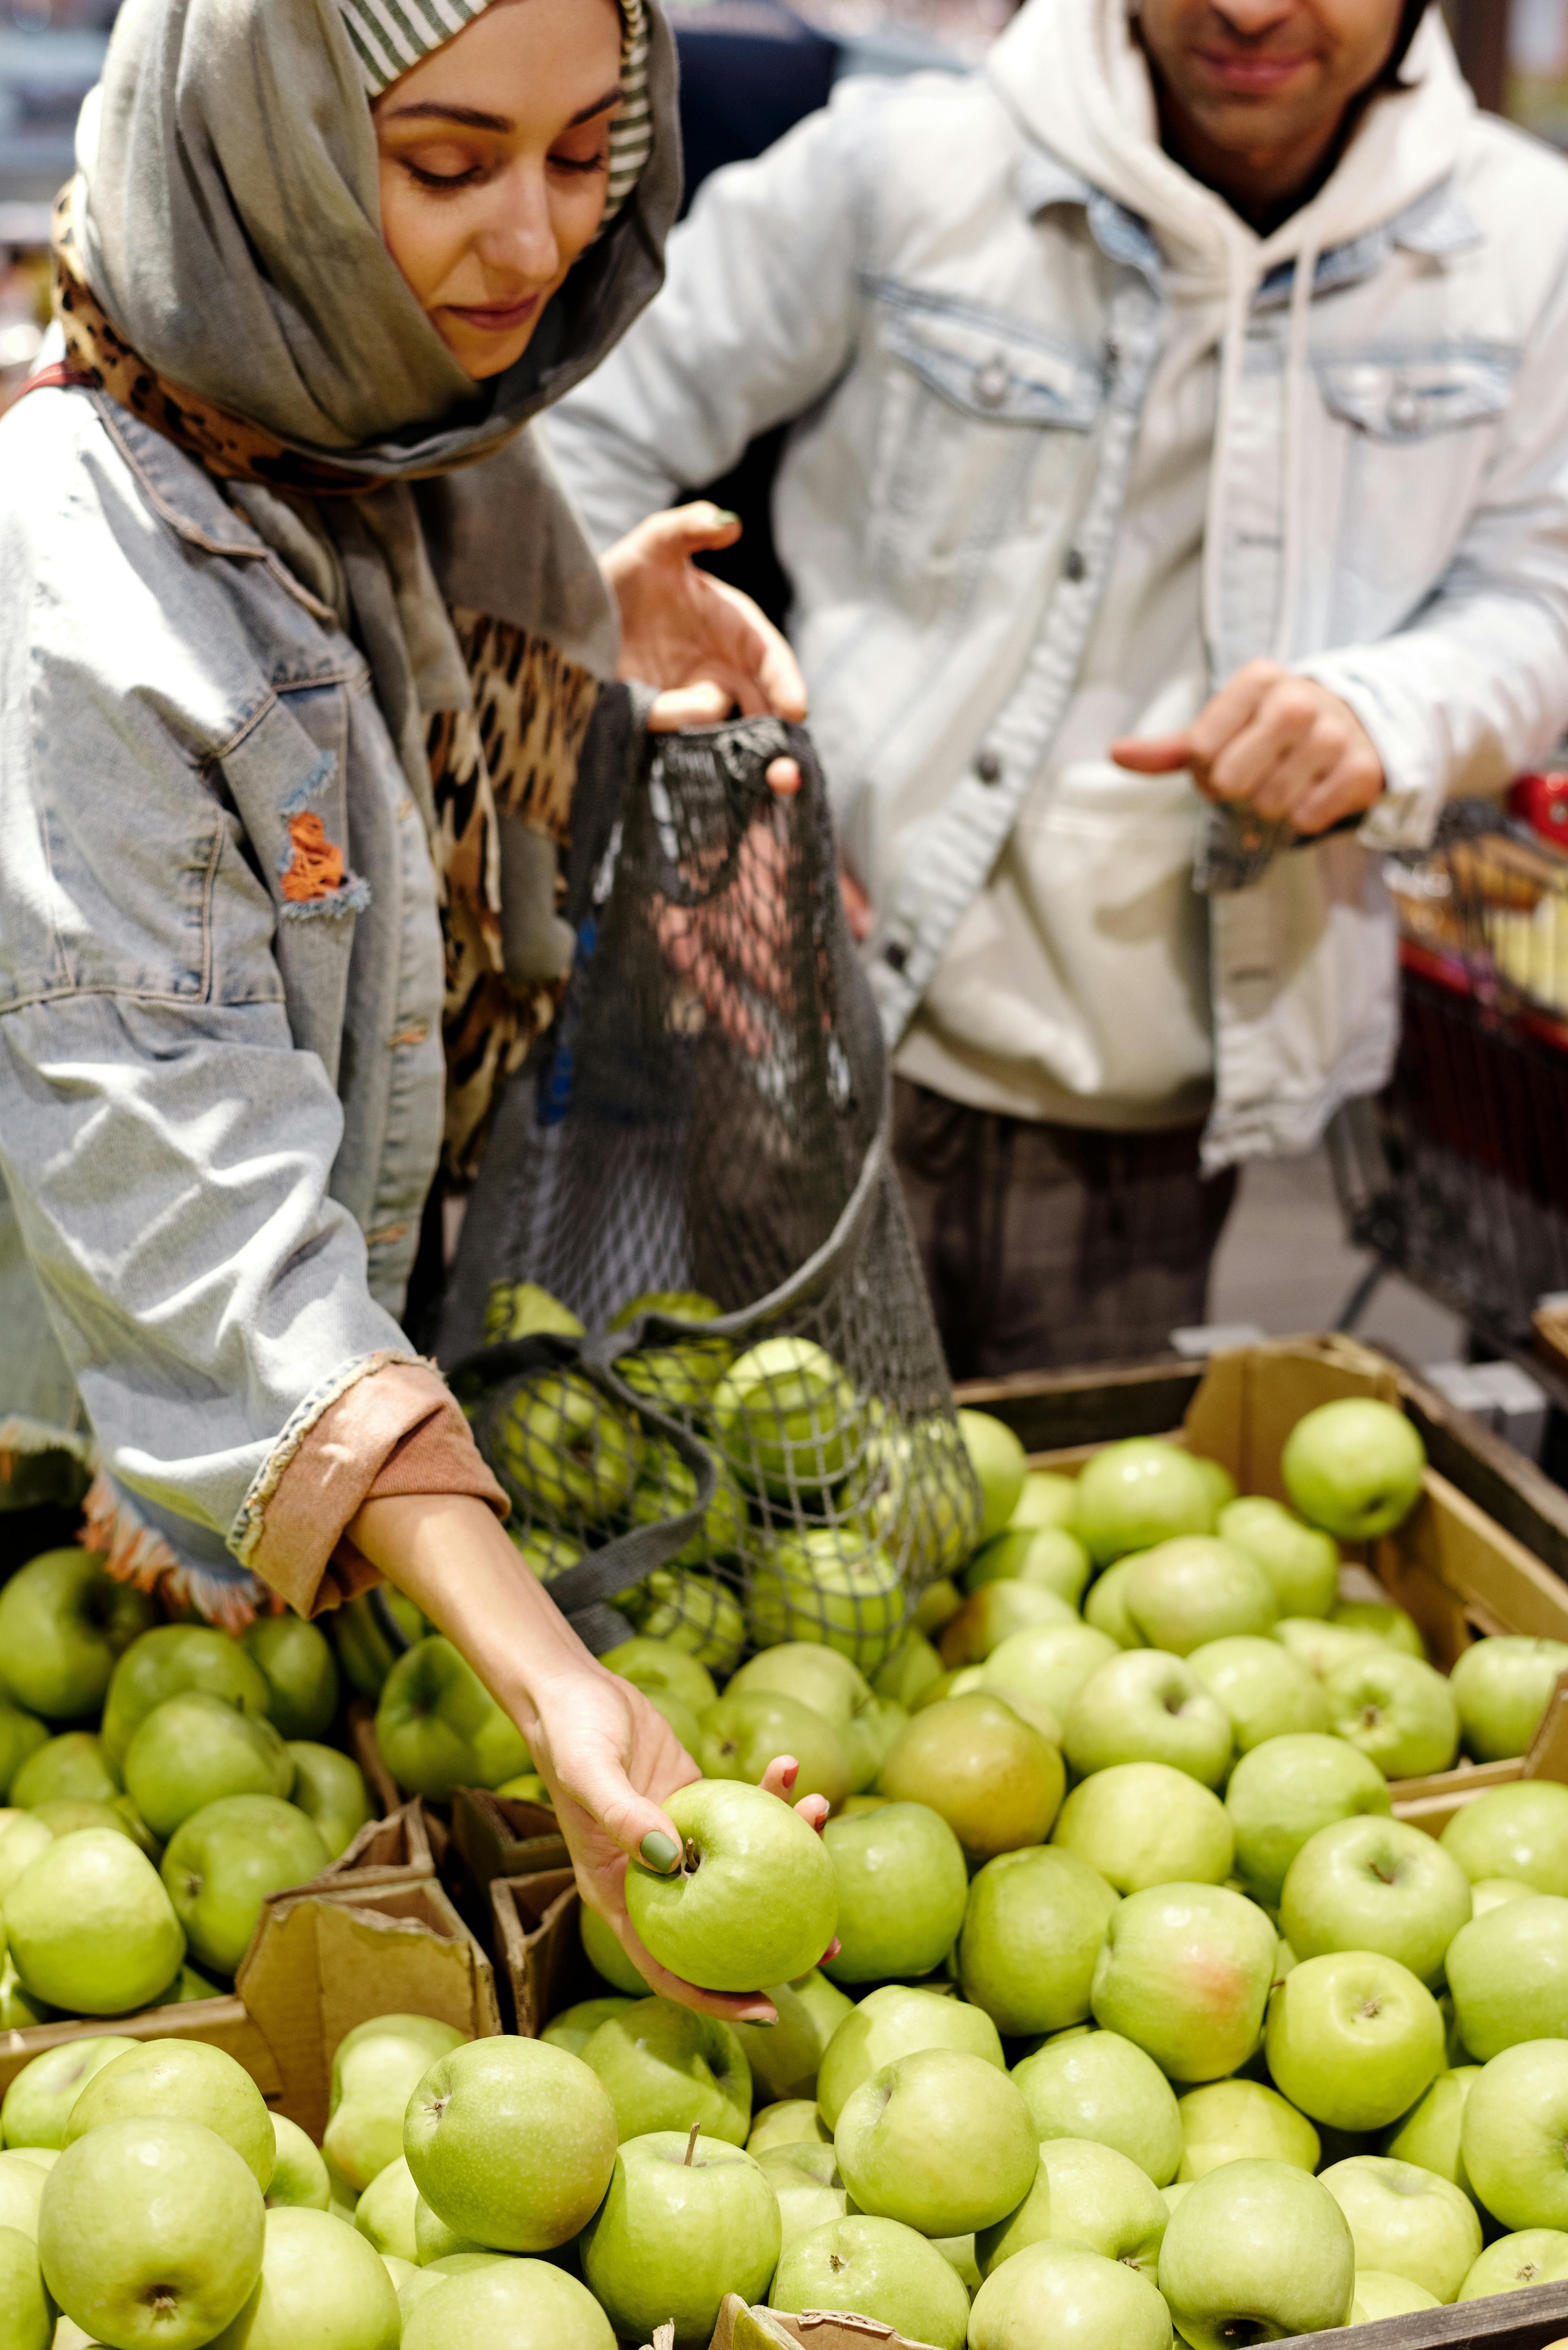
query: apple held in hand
771 2213 969 2349
1187 1635 1328 1750
976 2134 1166 2280
1051 1762 1233 1895
820 1801 967 1984
1065 1651 1233 1788
5 1827 185 2015
580 1997 751 2144
1226 1731 1392 1905
878 1691 1064 1861
1280 1814 1472 1987
1283 1397 1426 1540
404 2037 616 2252
1442 1778 1568 1893
1462 2039 1568 2230
816 1982 1004 2130
1157 2158 1355 2347
1323 1649 1459 1779
1091 1883 1278 2083
63 2040 275 2190
581 2129 779 2350
968 2237 1172 2350
1010 2031 1182 2186
1446 1893 1568 2057
835 2046 1038 2236
1265 1951 1445 2132
1318 2153 1480 2305
1218 1497 1339 1618
625 1779 837 1994
696 1689 850 1811
958 1845 1119 2036
0 1549 155 1723
101 1625 271 1774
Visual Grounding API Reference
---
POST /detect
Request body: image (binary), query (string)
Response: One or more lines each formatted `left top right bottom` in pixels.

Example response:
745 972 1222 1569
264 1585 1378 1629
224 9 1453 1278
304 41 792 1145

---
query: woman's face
375 0 623 381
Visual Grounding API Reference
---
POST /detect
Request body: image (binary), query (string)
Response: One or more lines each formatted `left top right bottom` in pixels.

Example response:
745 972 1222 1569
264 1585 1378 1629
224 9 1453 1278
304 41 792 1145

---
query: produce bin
1273 2281 1568 2346
490 1865 584 2036
706 2303 941 2348
450 1784 569 1897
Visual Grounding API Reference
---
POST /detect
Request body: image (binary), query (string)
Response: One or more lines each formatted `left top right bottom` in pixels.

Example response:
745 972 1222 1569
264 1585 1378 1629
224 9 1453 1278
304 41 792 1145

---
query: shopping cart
1327 781 1568 1401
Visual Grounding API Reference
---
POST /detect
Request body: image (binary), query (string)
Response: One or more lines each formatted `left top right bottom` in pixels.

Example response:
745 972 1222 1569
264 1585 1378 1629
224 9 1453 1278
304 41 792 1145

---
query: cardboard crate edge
1270 2273 1568 2347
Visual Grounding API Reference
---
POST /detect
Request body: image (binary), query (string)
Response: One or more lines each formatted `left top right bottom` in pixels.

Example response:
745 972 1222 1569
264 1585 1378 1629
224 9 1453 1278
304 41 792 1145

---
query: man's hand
604 503 807 793
1111 659 1384 836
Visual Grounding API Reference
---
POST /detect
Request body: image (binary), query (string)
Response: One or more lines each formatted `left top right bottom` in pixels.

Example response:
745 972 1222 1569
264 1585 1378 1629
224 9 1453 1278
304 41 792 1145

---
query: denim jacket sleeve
543 80 874 549
0 388 425 1603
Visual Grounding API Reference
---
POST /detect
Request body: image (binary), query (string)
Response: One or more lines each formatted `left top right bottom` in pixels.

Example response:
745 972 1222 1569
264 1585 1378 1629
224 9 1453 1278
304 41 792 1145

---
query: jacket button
975 751 1002 784
975 355 1009 408
1064 547 1087 582
1388 387 1420 434
884 940 909 972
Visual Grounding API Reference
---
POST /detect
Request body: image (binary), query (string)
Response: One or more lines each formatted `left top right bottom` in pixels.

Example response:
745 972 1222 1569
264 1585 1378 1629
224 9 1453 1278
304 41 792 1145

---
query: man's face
1136 0 1407 168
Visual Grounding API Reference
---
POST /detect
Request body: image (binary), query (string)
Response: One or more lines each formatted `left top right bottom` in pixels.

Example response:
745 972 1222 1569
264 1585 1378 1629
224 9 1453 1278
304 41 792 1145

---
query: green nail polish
640 1830 680 1871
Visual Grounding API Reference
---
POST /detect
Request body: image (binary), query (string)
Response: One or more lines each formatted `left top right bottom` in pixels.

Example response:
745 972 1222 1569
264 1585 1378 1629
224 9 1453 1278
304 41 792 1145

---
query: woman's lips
444 292 542 334
1195 48 1315 94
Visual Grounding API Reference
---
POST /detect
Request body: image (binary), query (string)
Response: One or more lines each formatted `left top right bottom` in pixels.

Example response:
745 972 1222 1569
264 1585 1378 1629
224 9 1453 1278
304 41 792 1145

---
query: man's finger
766 757 802 797
640 502 745 557
647 681 732 732
1110 732 1194 773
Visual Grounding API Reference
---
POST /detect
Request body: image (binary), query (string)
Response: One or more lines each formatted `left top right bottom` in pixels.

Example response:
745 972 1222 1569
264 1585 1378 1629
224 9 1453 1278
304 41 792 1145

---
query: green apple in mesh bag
38 2117 266 2350
203 2206 401 2350
11 1733 119 1810
1317 2152 1480 2305
491 1368 640 1519
625 1779 838 1994
968 2239 1172 2350
581 2129 775 2350
483 1279 584 1342
696 1689 850 1810
1322 1650 1459 1779
963 1522 1092 1607
598 1634 716 1718
580 1998 751 2144
1451 1635 1568 1762
1091 1884 1278 2084
1459 2229 1568 2299
772 2213 969 2349
1176 2079 1320 2179
816 1982 1004 2131
846 1416 981 1582
323 2015 468 2196
1071 1438 1215 1567
835 2046 1038 2237
374 1636 527 1800
625 1567 745 1675
62 2040 275 2190
1156 2158 1355 2347
1265 1951 1445 2133
1052 1762 1233 1896
1218 1495 1340 1617
267 2114 331 2212
329 1590 427 1702
405 2037 617 2252
820 1800 967 1984
285 1743 372 1861
733 1968 853 2103
0 1704 47 1802
1441 1777 1568 1891
0 2223 52 2350
5 1829 185 2014
713 1337 862 1497
976 2133 1166 2280
757 2139 856 2255
1283 1396 1426 1540
1122 1536 1278 1654
748 1527 904 1673
1064 1650 1233 1788
609 1291 731 1411
938 1581 1077 1669
629 1456 745 1571
1 2036 136 2150
1226 1730 1392 1905
124 1693 294 1841
954 1410 1026 1543
101 1625 272 1773
1280 1814 1472 1987
958 1846 1119 2037
242 1612 339 1743
0 1549 155 1723
1187 1634 1328 1750
161 1796 330 1977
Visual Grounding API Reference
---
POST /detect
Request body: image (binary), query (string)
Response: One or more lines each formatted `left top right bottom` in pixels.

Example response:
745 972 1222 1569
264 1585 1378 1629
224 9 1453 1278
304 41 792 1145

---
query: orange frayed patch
281 811 346 902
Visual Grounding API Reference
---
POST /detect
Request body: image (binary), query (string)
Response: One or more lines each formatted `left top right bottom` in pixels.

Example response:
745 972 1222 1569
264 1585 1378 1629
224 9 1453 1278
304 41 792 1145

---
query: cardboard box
451 1785 570 1897
704 2304 941 2350
490 1867 586 2037
1271 2276 1568 2346
346 1699 401 1819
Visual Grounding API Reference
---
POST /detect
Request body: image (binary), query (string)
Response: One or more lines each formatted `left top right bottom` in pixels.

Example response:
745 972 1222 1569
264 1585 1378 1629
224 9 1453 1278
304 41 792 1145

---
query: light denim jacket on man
546 0 1568 1169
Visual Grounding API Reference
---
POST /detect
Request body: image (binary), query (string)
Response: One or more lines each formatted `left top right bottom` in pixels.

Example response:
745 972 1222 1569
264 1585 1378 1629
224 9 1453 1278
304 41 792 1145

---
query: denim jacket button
975 750 1003 784
1063 547 1087 582
975 354 1010 408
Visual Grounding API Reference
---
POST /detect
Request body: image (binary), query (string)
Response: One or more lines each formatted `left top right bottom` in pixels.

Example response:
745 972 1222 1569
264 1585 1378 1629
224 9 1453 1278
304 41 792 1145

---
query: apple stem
684 2122 700 2166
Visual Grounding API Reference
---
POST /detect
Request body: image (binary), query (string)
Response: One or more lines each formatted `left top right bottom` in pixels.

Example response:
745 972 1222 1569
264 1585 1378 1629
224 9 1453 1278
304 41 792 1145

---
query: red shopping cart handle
1510 773 1568 849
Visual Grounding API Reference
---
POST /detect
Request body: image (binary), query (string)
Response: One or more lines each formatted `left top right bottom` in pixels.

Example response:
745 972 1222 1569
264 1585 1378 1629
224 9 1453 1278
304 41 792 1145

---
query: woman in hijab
0 0 813 2014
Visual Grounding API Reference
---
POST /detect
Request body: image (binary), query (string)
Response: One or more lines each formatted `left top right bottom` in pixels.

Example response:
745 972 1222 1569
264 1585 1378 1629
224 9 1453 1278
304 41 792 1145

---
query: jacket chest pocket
865 290 1104 610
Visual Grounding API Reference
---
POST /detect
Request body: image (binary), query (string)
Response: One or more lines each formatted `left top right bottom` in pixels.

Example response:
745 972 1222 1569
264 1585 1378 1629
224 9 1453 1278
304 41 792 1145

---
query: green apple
959 1847 1119 2036
490 1368 640 1519
5 1828 185 2013
0 1706 47 1801
400 2256 614 2349
747 1528 903 1675
599 1636 717 1719
101 1626 271 1774
1381 2067 1481 2205
11 1733 120 1810
0 1954 48 2028
486 1278 584 1341
0 2150 46 2236
29 1797 132 1844
1011 1469 1079 1531
1323 1650 1459 1779
0 1817 56 1902
964 1525 1092 1608
747 2099 833 2155
1217 1497 1339 1618
124 1693 294 1841
328 1591 426 1702
939 1582 1077 1670
1082 1558 1145 1649
578 1902 648 1993
1176 2079 1319 2178
873 1635 943 1711
268 2115 330 2212
1354 2269 1440 2319
394 2248 506 2316
1 2037 136 2150
1051 1762 1232 1895
834 2046 1038 2235
981 1622 1119 1725
404 2036 616 2252
1072 1439 1215 1567
285 1743 373 1861
771 2212 968 2349
1462 2039 1568 2228
580 2129 775 2350
955 1410 1027 1542
203 2206 399 2350
1226 1732 1393 1904
1190 1457 1237 1515
976 2134 1165 2279
1318 2152 1480 2304
912 1578 965 1638
816 1983 1004 2131
1010 2031 1182 2184
0 1550 155 1722
616 1321 733 1417
1441 1779 1568 1892
1092 1884 1277 2082
1458 2228 1568 2299
628 1569 746 1677
580 1997 751 2143
242 1614 339 1743
38 2117 265 2349
878 1692 1063 1860
756 2139 856 2254
713 1339 861 1499
842 1696 909 1792
820 1801 966 1983
1123 1537 1278 1654
1283 1398 1426 1539
540 1998 636 2060
1276 1615 1384 1679
1157 2157 1355 2346
1266 1951 1444 2131
694 1690 849 1811
728 1642 868 1726
1187 1635 1328 1750
1446 1893 1568 2056
1334 1599 1426 1655
63 2039 274 2189
0 2223 52 2350
162 1796 329 1975
1064 1651 1233 1788
324 2016 468 2195
628 1456 745 1575
375 1638 527 1801
733 1971 854 2108
1451 1637 1568 1762
625 1779 837 1994
1281 1815 1473 1986
968 2237 1172 2350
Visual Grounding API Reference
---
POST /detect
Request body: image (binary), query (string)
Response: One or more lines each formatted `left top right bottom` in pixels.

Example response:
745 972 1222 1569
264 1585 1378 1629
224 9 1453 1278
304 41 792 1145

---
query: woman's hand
1111 659 1384 835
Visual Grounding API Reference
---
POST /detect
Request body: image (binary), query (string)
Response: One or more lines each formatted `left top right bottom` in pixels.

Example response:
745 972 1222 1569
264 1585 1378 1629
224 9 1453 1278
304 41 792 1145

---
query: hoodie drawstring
1274 232 1322 664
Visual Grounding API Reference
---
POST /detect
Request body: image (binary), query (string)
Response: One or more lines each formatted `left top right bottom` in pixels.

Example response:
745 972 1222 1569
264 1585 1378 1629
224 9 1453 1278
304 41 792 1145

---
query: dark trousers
893 1079 1239 1382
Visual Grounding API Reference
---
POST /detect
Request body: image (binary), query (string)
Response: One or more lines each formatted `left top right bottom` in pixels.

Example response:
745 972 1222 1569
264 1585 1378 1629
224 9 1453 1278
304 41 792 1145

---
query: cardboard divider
0 1994 282 2105
489 1868 591 2036
706 2301 941 2349
452 1786 570 1896
315 1796 435 1889
346 1699 401 1819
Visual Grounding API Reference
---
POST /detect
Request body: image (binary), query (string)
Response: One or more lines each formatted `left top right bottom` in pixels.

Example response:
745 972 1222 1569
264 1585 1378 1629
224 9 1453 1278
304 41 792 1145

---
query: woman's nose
475 168 561 282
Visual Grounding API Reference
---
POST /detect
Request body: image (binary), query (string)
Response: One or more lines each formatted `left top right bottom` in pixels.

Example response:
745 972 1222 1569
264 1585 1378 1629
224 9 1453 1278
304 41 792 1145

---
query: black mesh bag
442 713 980 1664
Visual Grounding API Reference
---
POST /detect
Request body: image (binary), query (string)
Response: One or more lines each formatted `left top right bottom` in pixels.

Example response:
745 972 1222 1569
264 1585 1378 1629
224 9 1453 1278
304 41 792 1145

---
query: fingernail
742 2009 778 2026
640 1831 680 1871
717 509 740 523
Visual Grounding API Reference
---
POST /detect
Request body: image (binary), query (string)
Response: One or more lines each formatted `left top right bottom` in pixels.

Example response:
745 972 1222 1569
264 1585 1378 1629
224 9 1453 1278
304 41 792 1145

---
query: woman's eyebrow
382 88 623 132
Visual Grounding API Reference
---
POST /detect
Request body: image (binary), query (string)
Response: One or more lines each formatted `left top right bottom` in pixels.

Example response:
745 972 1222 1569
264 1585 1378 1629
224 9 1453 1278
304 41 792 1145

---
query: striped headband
338 0 652 231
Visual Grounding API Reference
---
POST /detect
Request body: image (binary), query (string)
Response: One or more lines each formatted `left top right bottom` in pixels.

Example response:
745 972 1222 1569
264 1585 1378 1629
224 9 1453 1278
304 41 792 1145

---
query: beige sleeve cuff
249 1361 507 1619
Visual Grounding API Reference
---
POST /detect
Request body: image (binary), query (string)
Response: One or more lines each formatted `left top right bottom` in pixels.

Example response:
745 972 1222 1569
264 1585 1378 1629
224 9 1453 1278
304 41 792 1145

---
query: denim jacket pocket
1315 345 1517 440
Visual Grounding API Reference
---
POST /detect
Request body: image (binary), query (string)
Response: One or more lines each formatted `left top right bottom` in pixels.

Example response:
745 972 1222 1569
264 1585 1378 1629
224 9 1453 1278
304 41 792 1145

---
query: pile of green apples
0 1557 375 2022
